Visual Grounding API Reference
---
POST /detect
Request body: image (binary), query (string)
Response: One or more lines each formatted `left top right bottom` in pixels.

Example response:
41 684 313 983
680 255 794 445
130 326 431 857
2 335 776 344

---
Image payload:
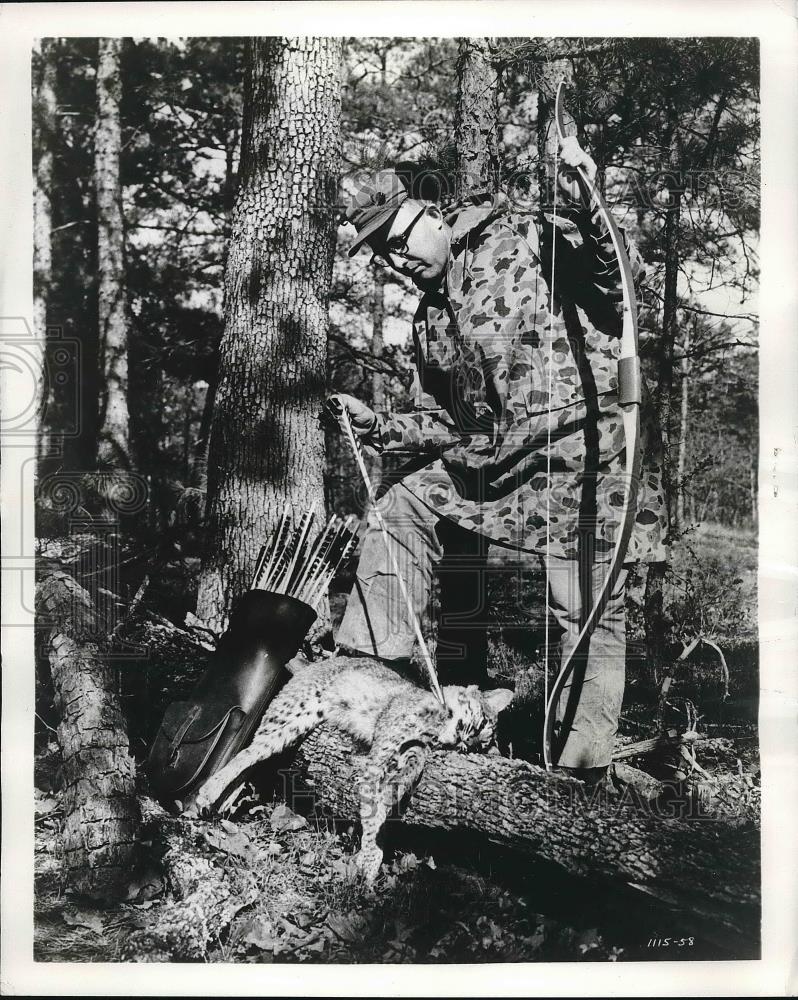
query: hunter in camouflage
365 189 666 563
324 141 667 778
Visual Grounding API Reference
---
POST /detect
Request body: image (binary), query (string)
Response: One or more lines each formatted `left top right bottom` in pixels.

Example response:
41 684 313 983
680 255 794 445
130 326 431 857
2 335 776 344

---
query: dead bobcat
190 657 513 882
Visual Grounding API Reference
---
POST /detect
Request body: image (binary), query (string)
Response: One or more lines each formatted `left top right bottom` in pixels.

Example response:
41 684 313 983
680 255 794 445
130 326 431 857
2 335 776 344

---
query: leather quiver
146 590 317 805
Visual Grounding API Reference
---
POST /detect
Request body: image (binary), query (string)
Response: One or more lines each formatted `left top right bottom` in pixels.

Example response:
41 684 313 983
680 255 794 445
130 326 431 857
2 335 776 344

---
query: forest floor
33 522 760 964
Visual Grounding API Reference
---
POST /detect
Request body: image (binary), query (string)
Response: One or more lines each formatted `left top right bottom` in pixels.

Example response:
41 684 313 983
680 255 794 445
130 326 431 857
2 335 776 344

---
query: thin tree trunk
655 116 683 525
190 131 240 492
33 38 57 461
644 114 683 688
675 323 691 531
368 51 389 480
95 37 130 468
369 267 386 480
536 84 553 208
37 570 141 900
197 37 343 631
454 38 500 197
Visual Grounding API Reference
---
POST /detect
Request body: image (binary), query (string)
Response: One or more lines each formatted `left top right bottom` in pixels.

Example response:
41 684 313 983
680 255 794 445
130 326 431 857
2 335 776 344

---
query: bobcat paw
353 844 383 884
184 786 211 817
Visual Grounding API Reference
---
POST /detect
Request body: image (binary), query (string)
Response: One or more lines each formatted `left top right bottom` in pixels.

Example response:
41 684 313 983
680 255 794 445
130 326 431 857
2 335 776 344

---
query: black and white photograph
1 2 796 995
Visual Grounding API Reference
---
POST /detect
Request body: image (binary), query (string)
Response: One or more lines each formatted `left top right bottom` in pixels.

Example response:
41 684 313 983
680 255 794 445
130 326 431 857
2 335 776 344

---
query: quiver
146 590 316 805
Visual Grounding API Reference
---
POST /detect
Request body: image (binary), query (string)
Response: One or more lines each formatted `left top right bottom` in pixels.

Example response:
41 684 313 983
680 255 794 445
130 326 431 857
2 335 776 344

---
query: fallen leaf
34 792 59 817
63 910 104 934
524 931 545 952
330 857 353 879
576 927 601 953
265 840 283 856
392 919 413 942
238 915 279 953
270 803 307 833
392 852 419 874
327 910 369 943
125 869 165 903
287 907 315 930
202 825 259 862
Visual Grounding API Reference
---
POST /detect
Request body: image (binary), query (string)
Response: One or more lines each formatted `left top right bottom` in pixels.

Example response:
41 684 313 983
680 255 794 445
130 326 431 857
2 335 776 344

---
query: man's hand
557 135 597 206
319 393 377 438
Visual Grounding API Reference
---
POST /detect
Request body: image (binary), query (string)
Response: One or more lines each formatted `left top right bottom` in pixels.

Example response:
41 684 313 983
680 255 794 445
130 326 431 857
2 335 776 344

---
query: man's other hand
319 393 377 438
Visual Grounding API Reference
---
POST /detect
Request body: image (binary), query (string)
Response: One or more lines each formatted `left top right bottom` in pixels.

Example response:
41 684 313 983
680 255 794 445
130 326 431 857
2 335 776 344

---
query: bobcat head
438 685 514 752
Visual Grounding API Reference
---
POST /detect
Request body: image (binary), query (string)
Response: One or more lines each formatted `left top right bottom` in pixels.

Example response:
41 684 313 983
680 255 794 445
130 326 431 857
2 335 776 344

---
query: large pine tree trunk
197 37 343 631
37 570 141 900
454 38 500 197
95 37 130 468
33 38 57 460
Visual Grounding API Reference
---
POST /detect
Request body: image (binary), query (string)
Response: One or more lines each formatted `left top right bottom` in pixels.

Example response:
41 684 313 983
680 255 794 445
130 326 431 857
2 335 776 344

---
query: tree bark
95 37 130 468
197 37 343 631
36 569 141 900
454 38 500 197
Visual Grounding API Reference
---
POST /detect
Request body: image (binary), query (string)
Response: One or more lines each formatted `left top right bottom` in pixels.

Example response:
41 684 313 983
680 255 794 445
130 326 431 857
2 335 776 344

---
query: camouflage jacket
370 192 668 564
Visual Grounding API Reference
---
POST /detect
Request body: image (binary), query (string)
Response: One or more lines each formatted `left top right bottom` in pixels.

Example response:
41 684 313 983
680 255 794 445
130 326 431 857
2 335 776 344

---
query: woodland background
32 37 760 963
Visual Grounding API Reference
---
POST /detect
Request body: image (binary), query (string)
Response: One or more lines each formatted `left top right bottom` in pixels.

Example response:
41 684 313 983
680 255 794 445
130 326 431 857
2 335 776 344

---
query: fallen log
292 725 759 948
113 618 759 949
36 569 141 902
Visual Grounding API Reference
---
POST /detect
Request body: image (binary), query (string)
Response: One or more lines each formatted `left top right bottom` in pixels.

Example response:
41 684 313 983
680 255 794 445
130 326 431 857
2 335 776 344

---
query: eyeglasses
370 206 428 268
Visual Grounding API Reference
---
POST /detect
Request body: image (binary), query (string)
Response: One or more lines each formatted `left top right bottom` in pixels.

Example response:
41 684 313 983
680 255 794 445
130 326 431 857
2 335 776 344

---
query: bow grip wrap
618 355 642 408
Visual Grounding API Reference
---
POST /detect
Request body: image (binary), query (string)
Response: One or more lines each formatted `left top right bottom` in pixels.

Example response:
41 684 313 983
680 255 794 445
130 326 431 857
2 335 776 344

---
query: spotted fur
192 658 512 882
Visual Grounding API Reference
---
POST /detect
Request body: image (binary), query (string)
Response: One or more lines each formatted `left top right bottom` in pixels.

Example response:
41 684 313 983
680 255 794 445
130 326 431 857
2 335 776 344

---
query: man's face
369 201 451 288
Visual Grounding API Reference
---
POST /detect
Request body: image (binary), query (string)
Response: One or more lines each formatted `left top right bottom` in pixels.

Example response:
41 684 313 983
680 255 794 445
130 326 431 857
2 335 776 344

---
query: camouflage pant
336 468 627 769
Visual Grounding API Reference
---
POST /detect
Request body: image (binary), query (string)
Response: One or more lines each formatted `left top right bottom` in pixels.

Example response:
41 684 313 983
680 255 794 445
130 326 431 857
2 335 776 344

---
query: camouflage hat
345 169 408 256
